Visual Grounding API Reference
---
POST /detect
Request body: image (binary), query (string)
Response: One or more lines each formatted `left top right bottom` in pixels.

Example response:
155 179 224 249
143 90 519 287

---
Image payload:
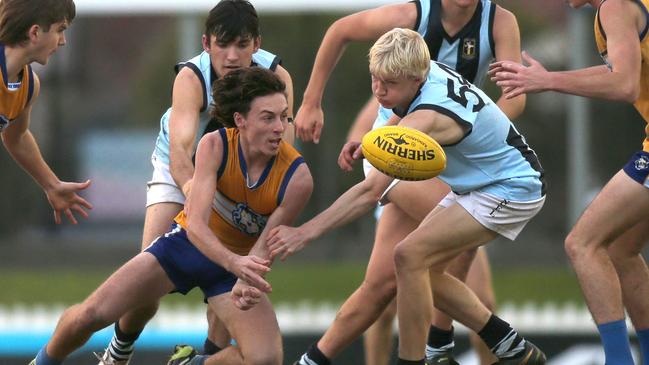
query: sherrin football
361 125 446 181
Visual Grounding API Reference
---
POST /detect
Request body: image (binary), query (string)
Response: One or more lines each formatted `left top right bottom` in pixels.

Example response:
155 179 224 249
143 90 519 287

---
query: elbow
620 82 640 104
359 181 384 206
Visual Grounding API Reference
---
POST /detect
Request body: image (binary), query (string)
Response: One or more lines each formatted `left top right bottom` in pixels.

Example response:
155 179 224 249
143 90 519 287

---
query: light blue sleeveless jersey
373 0 495 130
152 49 280 164
377 61 544 201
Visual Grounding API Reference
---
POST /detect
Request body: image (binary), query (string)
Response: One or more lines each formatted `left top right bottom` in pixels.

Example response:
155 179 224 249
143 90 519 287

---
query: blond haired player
269 28 546 365
490 0 649 364
0 0 91 225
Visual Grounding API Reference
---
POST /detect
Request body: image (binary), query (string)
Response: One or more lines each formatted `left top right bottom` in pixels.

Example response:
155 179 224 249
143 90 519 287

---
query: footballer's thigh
568 170 649 249
83 253 175 323
141 201 183 250
208 293 282 365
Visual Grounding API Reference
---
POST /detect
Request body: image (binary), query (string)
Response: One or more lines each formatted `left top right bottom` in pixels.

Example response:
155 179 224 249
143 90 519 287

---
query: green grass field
0 263 583 307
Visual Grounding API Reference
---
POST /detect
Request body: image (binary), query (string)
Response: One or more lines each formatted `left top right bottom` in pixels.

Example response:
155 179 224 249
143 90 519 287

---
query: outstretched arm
267 167 393 260
489 0 641 103
1 74 92 224
295 2 418 143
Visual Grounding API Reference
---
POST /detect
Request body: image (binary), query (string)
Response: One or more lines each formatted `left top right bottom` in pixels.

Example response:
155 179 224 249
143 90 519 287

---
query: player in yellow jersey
29 67 313 365
0 0 91 225
490 1 649 364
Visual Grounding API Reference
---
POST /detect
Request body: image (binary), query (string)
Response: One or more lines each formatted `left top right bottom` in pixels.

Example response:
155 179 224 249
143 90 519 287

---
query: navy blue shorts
623 151 649 188
145 224 237 298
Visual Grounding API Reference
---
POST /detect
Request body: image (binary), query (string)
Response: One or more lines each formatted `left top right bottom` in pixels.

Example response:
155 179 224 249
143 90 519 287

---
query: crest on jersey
0 115 9 132
462 38 477 60
634 155 649 171
232 202 267 236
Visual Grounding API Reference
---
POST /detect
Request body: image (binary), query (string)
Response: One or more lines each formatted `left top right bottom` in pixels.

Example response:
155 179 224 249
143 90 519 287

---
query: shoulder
284 162 313 199
492 4 519 36
274 64 292 83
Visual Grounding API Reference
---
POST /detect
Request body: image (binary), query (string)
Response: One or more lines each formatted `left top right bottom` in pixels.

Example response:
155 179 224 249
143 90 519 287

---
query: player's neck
441 0 479 36
4 45 31 82
238 138 274 182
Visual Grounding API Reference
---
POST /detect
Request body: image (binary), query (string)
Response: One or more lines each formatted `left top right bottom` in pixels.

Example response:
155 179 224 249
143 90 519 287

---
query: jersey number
436 62 485 113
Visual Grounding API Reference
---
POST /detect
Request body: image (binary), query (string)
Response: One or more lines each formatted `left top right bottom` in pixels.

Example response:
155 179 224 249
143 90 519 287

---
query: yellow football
361 125 446 181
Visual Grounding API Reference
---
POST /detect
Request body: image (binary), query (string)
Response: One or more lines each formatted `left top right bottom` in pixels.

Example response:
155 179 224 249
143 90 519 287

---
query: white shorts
438 191 545 240
146 154 185 207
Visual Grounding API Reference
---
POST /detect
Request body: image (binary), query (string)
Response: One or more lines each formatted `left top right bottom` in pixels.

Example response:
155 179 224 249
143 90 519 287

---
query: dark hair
205 0 259 44
0 0 76 45
211 67 286 128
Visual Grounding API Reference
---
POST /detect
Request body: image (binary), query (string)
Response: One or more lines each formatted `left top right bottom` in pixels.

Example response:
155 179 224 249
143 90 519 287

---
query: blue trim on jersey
635 0 649 40
277 157 305 205
178 62 208 112
412 0 422 32
0 44 6 88
27 65 34 104
411 104 473 146
488 3 497 56
217 128 228 179
237 136 276 189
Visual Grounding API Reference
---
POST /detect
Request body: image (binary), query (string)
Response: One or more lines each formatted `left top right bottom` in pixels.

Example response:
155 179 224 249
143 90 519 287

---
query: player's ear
252 36 261 53
202 34 210 52
27 24 40 42
234 112 245 128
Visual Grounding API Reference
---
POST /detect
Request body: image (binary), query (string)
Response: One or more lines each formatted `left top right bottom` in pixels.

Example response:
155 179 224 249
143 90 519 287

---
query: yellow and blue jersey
595 0 649 151
175 128 304 256
0 44 34 132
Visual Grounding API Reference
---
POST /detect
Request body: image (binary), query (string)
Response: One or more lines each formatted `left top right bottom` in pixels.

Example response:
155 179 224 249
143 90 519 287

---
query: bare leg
204 293 282 365
395 204 497 360
564 171 649 325
465 248 498 365
46 253 175 360
363 298 396 365
607 218 649 330
318 203 418 358
118 202 182 333
206 306 232 350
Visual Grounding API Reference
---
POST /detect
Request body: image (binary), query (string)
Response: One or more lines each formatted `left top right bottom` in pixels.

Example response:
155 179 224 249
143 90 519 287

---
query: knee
564 230 588 264
72 303 110 332
361 274 397 301
243 347 282 365
393 240 422 272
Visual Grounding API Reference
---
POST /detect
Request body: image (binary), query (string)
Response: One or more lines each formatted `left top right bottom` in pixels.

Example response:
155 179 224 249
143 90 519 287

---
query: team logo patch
462 38 477 60
0 115 9 132
634 155 649 171
232 203 267 236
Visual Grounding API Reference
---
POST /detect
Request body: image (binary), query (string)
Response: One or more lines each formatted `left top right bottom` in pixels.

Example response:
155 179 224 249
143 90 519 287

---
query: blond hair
369 28 430 80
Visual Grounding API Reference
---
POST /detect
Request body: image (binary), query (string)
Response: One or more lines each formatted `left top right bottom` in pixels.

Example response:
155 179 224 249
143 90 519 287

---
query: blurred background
1 0 647 364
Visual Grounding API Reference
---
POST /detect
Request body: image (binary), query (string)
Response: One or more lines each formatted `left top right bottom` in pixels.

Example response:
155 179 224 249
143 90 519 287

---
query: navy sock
396 358 425 365
427 325 454 348
478 315 525 358
189 355 208 365
301 343 330 365
202 338 222 355
35 346 62 365
597 320 634 365
637 328 649 365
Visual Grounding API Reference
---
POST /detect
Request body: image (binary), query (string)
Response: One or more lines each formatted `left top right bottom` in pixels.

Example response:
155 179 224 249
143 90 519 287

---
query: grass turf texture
0 263 582 306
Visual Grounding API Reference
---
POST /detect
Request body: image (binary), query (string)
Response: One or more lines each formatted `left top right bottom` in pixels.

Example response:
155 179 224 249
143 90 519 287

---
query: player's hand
231 279 263 311
337 141 363 172
181 179 193 197
294 102 324 144
45 179 93 224
488 51 549 99
267 225 311 261
226 254 272 293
